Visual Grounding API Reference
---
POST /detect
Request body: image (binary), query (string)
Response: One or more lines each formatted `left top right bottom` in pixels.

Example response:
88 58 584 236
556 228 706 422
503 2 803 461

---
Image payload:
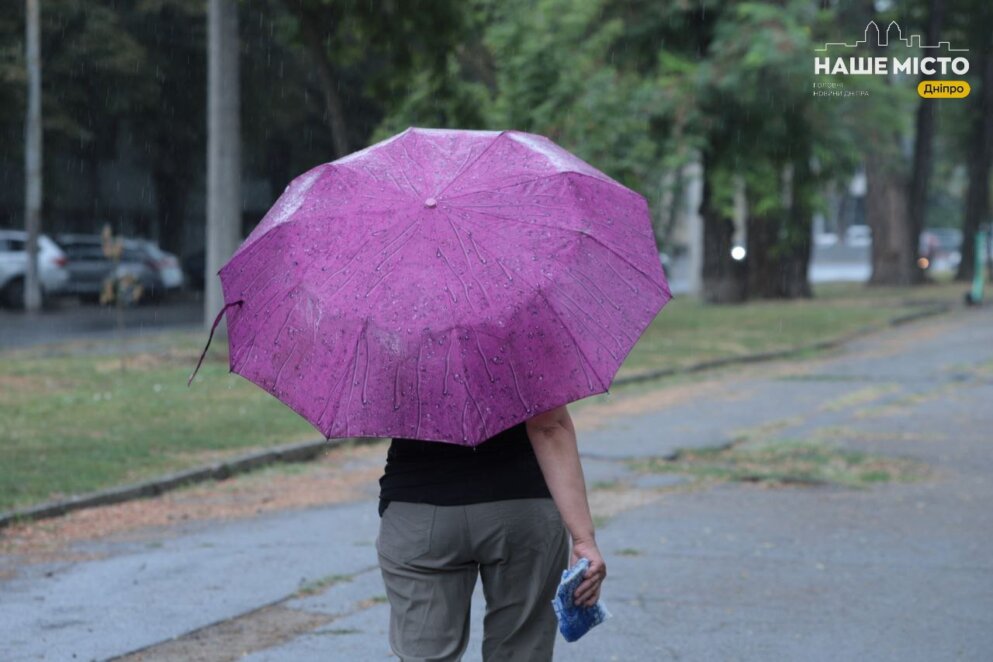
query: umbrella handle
187 299 244 387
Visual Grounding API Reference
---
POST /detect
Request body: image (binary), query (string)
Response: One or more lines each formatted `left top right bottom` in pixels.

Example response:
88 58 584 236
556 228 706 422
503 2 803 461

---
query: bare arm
526 405 606 607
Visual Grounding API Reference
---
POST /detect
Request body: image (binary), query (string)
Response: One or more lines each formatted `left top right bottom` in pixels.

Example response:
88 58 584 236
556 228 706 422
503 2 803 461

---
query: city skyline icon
816 20 968 53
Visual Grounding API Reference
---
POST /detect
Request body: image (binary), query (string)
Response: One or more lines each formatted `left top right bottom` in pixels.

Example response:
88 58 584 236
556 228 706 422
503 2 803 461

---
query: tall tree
854 2 921 286
906 0 946 285
205 0 241 330
956 2 993 282
23 0 42 311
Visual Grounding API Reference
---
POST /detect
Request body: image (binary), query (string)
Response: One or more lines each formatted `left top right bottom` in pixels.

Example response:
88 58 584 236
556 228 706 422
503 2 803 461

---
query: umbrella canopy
210 128 672 445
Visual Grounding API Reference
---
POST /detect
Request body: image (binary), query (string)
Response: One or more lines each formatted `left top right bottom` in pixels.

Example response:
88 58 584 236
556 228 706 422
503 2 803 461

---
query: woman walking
377 404 606 661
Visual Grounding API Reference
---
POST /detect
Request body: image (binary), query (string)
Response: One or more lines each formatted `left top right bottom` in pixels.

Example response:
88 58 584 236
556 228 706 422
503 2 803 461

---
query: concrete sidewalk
1 304 991 661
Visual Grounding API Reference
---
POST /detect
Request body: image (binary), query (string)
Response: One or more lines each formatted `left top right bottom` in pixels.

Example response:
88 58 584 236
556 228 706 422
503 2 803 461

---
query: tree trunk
866 149 915 285
23 0 43 312
206 0 242 331
746 212 781 299
907 0 945 285
861 0 915 286
957 49 993 282
701 151 745 303
781 156 814 298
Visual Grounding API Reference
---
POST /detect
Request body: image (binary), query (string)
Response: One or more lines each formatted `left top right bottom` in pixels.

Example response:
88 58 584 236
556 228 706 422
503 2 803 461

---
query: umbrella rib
435 130 508 198
440 147 477 196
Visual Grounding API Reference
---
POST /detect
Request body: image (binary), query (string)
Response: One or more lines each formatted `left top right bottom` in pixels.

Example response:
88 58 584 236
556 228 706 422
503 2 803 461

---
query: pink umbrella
191 128 672 445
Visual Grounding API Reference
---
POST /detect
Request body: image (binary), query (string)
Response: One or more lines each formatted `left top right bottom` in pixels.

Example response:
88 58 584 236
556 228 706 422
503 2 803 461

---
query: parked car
137 240 184 293
814 232 839 247
844 225 872 247
0 229 69 308
56 234 184 304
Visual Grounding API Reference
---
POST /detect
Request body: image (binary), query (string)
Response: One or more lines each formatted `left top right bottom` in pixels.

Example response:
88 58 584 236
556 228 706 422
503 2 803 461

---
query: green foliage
377 0 671 233
0 0 977 287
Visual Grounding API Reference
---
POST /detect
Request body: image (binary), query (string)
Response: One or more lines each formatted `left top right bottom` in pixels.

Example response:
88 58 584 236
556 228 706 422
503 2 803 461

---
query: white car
814 232 839 247
138 240 184 292
0 229 70 308
844 225 872 247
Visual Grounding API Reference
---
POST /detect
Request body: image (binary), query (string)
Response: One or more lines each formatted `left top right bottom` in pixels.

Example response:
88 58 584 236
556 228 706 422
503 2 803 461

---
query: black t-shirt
378 423 552 516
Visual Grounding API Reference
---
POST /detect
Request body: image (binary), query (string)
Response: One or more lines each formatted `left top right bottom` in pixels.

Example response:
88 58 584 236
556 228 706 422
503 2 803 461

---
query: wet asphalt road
0 301 991 661
0 292 204 352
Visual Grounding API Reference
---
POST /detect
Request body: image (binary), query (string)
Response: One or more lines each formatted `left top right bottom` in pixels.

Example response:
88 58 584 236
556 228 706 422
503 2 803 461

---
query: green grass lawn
622 278 964 375
0 279 966 512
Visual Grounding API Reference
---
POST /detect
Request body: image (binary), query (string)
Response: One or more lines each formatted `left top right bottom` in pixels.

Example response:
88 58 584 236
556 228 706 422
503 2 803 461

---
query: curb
0 437 380 530
0 301 955 530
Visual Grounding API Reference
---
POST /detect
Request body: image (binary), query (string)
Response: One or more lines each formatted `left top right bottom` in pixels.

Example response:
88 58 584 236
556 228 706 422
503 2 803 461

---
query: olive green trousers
377 499 569 662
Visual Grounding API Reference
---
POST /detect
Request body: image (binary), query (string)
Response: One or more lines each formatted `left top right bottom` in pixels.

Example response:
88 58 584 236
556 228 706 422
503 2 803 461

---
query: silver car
0 229 70 308
57 234 183 304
